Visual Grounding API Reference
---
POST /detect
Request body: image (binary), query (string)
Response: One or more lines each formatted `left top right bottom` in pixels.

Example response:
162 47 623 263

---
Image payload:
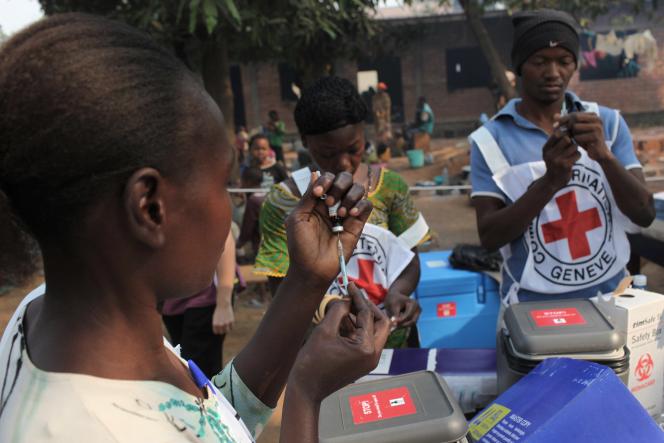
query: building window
278 63 302 102
446 47 492 91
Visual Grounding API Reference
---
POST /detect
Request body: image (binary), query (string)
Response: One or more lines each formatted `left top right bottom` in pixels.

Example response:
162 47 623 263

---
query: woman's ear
123 168 167 248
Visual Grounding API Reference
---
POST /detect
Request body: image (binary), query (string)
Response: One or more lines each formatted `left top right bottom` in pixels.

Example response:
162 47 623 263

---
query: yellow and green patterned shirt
255 168 429 277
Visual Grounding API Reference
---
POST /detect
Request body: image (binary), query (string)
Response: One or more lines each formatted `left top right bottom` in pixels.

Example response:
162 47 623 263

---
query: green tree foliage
38 0 398 131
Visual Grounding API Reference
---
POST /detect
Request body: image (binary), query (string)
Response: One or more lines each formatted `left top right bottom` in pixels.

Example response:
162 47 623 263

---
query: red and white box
593 288 664 416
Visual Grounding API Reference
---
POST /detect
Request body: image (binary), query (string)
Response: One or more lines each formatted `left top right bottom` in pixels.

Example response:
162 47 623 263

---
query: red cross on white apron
541 191 603 260
345 259 388 304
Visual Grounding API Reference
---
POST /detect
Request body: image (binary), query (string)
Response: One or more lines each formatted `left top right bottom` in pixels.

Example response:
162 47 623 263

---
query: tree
460 0 517 101
38 0 399 133
39 0 248 134
279 0 387 85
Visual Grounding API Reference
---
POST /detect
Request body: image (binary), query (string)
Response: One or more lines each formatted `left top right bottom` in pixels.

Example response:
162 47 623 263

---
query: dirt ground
2 138 664 442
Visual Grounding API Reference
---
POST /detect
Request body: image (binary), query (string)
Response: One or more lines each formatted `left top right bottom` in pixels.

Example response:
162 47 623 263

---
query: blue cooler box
415 250 500 348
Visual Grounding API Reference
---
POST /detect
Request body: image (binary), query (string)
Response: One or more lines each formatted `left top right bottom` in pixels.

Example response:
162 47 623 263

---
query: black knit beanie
511 9 580 75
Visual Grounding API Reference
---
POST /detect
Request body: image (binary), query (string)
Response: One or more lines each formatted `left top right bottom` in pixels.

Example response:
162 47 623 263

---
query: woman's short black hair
294 76 367 136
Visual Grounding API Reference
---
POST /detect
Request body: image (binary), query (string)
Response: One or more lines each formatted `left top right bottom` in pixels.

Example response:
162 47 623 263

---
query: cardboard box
469 358 664 443
593 288 664 416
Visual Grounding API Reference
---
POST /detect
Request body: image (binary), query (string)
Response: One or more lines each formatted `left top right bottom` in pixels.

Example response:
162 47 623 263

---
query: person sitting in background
408 96 435 163
0 14 388 442
415 96 435 136
372 82 392 139
248 134 288 189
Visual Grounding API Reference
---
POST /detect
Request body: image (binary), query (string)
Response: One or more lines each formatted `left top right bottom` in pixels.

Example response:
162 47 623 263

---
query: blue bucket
407 149 424 168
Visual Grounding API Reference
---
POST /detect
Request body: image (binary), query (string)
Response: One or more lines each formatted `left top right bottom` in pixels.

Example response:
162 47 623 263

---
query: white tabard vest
470 102 634 303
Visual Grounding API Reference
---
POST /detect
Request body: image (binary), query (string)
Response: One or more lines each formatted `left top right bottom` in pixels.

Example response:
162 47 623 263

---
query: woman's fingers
319 298 351 335
299 170 371 222
337 183 367 218
323 171 354 208
347 282 369 310
297 171 335 214
399 300 421 327
346 283 390 358
348 282 374 336
368 301 390 348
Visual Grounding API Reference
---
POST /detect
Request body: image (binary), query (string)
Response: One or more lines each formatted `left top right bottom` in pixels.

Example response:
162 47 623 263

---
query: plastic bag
448 244 502 272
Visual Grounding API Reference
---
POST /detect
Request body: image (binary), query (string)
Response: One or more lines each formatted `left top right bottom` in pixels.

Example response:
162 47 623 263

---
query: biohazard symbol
635 353 654 382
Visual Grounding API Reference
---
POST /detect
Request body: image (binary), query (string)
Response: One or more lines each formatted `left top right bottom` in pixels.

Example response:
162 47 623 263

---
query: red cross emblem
344 259 388 304
541 191 602 260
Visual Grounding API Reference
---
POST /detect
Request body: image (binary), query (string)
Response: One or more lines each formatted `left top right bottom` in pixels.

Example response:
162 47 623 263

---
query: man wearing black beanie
469 9 654 305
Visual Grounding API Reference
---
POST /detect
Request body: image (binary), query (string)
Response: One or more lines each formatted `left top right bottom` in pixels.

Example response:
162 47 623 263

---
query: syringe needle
337 234 349 295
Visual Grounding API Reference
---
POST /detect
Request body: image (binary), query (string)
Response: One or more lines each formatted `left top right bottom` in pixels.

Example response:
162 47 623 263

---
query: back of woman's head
294 76 367 136
0 13 201 281
0 13 197 229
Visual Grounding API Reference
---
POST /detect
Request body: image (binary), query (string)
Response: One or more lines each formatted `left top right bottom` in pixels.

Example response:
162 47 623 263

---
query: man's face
520 47 576 104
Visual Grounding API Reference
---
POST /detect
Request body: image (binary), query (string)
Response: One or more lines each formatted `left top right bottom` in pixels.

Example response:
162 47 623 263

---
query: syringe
328 201 349 296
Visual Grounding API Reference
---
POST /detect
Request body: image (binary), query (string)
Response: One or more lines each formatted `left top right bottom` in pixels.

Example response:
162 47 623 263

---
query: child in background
248 134 288 189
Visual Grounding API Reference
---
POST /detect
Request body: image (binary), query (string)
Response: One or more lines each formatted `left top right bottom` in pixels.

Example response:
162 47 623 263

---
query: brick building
229 8 664 137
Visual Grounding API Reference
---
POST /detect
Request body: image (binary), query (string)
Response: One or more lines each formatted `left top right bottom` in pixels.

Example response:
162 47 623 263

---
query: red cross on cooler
541 191 602 260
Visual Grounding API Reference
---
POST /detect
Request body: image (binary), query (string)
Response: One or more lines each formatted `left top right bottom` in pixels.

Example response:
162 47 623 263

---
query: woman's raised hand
289 282 390 402
286 171 372 285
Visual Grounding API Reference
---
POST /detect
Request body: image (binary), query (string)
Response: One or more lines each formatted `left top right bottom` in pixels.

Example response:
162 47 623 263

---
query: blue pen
188 359 256 442
188 359 217 394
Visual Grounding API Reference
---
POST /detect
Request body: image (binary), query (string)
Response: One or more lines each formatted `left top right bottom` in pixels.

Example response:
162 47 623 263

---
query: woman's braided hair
0 13 199 284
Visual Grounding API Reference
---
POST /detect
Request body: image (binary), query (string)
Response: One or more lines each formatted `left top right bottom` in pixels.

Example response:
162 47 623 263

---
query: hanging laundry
618 58 641 78
582 50 598 68
624 29 658 70
596 30 624 56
